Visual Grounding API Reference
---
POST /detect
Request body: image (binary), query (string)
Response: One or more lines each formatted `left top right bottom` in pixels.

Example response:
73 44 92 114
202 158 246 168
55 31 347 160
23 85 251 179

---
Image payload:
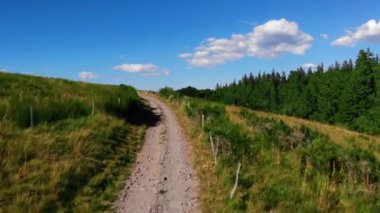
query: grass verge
155 95 228 212
159 91 380 212
0 72 147 211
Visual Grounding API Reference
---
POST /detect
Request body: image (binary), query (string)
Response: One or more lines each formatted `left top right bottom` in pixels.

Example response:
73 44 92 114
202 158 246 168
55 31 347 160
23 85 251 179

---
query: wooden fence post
209 132 219 166
230 162 241 199
209 132 215 156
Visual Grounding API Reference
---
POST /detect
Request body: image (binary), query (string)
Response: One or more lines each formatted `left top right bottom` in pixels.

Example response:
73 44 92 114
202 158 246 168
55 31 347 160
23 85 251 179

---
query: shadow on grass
124 100 161 127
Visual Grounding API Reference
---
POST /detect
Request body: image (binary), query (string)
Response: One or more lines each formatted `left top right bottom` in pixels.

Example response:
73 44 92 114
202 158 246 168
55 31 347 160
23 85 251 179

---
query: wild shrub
173 95 380 211
158 87 176 98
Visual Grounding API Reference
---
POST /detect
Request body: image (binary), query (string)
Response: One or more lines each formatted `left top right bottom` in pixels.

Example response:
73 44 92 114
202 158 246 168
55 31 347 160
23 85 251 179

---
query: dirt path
115 95 199 213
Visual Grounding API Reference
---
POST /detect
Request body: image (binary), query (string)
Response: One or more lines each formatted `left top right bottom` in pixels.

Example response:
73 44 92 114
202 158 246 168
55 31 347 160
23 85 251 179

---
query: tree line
176 49 380 134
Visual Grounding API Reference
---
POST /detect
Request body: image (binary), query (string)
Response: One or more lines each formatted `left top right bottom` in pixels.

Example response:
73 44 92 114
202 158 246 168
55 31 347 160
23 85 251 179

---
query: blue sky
1 0 380 90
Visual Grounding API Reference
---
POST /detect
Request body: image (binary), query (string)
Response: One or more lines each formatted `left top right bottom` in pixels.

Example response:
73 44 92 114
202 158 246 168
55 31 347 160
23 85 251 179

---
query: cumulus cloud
113 63 159 74
79 71 99 80
113 63 170 76
302 63 318 70
0 68 7 72
179 18 313 67
332 19 380 46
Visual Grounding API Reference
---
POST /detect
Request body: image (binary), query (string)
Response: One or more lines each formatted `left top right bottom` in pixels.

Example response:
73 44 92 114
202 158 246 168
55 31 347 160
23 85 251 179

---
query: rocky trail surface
115 95 199 213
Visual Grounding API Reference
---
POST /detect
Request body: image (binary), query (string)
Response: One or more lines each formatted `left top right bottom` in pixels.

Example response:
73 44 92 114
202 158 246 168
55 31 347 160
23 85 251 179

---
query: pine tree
338 49 376 126
188 49 379 134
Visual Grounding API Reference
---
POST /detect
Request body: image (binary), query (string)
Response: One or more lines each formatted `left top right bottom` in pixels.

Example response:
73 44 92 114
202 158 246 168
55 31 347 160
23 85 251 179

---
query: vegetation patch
176 49 380 135
160 88 380 212
0 73 147 211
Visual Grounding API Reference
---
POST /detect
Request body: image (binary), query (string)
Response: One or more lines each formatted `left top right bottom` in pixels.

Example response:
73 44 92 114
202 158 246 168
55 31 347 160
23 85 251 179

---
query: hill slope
177 49 380 135
227 106 380 159
160 91 380 212
0 72 148 212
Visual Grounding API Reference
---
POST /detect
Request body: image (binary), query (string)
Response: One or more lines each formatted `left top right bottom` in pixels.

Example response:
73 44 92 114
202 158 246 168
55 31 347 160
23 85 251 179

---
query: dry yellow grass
231 106 380 159
227 105 256 134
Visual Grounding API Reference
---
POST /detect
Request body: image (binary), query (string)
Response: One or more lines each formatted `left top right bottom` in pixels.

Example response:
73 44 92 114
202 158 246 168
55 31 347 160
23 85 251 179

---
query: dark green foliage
174 95 380 211
10 98 91 127
103 85 139 118
186 98 226 120
158 86 176 98
179 49 380 135
0 73 140 128
177 86 214 98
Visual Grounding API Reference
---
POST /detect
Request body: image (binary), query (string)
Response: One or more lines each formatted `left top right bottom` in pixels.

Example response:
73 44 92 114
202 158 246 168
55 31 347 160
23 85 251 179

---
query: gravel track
115 95 199 213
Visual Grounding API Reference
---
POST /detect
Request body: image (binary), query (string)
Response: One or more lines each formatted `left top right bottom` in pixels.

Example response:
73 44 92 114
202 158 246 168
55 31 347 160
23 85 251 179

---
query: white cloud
113 63 159 73
321 34 329 39
179 18 313 68
113 63 170 76
332 19 380 46
302 63 318 70
179 53 192 58
332 36 355 46
79 71 99 80
0 68 7 72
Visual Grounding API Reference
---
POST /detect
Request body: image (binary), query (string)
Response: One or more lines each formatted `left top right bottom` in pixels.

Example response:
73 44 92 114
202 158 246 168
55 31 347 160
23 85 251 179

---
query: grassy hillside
176 49 380 135
160 90 380 212
0 72 148 212
228 106 380 159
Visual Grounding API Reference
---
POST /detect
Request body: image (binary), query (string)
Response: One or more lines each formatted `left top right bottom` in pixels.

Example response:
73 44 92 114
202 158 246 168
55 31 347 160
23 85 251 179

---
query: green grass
165 94 380 212
0 72 146 211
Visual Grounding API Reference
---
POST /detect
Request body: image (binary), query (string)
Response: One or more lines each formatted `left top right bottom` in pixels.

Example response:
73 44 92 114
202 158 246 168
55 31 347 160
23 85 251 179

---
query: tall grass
0 73 139 128
0 72 145 211
163 92 380 212
252 109 380 159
